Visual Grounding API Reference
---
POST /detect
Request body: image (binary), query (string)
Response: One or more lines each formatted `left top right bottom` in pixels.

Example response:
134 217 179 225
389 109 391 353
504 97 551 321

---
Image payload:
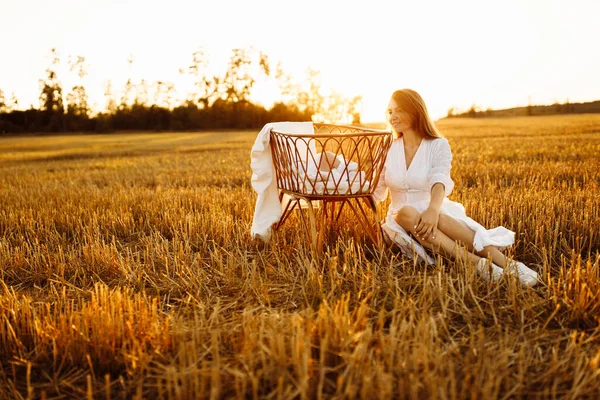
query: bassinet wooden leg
334 200 347 224
344 197 381 246
319 200 335 248
304 199 319 252
275 193 297 231
365 196 384 246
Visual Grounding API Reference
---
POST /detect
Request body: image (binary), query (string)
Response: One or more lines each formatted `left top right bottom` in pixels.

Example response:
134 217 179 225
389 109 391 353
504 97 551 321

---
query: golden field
0 114 599 399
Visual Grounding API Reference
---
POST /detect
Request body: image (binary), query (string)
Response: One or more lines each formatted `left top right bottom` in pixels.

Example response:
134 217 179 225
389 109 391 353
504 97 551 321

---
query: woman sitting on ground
373 88 539 286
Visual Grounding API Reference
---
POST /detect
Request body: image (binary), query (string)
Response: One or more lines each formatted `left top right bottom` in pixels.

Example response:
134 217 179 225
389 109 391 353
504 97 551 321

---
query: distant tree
274 61 300 105
120 78 135 109
297 69 360 123
297 67 325 121
207 48 273 128
136 79 150 106
103 80 117 114
153 81 177 109
221 48 256 103
319 90 363 124
446 107 456 118
66 55 90 117
38 48 65 131
120 54 137 109
8 92 19 111
552 100 562 114
349 95 362 124
565 97 574 113
65 55 91 131
180 47 216 108
216 48 271 104
467 103 480 118
0 89 6 113
259 51 270 77
308 68 324 119
322 89 344 123
268 101 309 122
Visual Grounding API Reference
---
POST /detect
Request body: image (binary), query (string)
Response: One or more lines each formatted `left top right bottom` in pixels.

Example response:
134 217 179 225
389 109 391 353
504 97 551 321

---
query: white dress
373 136 515 264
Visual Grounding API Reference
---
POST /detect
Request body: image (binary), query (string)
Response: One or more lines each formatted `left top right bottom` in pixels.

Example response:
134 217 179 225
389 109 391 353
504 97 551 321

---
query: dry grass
0 115 599 399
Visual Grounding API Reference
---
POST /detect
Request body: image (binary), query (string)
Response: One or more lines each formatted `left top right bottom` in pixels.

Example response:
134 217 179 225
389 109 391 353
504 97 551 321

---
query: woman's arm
415 139 454 240
428 182 445 213
371 163 388 203
415 183 445 239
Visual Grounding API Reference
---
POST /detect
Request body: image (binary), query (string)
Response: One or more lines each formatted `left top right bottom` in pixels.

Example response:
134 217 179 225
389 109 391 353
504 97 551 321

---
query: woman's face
387 98 412 133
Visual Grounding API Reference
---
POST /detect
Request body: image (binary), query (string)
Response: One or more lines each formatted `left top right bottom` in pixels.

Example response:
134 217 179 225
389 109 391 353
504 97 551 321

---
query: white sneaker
507 261 539 288
477 258 504 283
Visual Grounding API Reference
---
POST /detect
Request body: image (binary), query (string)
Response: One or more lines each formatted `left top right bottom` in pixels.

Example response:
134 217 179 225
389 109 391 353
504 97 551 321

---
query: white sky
1 0 599 121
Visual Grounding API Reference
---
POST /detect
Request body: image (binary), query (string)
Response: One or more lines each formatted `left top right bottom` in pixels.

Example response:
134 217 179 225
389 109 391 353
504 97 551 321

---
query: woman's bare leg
395 206 537 286
394 206 482 265
436 213 511 268
394 206 507 282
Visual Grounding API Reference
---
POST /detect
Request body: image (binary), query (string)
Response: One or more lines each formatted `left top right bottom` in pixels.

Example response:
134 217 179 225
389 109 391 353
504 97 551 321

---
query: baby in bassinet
298 151 369 195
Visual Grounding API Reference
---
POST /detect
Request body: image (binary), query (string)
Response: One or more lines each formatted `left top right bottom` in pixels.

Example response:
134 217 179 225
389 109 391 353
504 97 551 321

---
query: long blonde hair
389 89 442 139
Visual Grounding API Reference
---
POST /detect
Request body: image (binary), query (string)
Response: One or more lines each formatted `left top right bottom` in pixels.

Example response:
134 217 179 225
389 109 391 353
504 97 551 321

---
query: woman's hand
414 207 439 241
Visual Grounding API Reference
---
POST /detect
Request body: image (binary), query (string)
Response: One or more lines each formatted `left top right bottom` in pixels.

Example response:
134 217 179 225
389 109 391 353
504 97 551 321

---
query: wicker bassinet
270 123 393 249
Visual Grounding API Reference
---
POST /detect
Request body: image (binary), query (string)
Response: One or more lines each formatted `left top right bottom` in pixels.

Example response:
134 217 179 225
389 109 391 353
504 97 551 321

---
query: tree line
0 48 363 134
446 99 600 119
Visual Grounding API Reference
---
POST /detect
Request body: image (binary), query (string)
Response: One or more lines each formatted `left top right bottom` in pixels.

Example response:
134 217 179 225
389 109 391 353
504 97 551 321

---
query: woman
373 89 539 286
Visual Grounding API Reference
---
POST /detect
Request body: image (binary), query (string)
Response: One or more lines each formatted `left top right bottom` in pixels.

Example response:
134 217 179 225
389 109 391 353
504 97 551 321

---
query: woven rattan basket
270 123 393 249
